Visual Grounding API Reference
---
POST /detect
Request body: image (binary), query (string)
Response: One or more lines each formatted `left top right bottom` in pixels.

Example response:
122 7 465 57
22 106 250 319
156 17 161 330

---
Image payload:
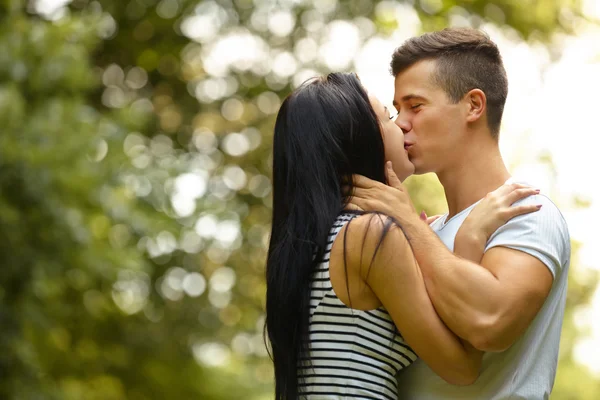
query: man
349 28 570 399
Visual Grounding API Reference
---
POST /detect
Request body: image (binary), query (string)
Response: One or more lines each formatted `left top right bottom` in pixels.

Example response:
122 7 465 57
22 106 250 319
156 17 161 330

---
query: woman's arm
454 184 541 264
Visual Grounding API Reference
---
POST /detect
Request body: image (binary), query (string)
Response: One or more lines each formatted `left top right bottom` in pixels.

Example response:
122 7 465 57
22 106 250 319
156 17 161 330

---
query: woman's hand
455 183 541 263
465 183 541 239
420 211 441 225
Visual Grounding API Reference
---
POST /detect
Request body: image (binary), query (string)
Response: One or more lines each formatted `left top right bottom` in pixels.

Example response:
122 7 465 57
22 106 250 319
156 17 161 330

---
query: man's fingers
344 203 364 212
341 184 352 196
385 161 403 189
352 174 377 189
350 187 370 199
347 196 370 212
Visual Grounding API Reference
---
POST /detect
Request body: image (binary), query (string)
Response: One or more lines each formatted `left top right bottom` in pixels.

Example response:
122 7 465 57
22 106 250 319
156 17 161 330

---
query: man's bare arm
401 219 552 352
348 164 554 352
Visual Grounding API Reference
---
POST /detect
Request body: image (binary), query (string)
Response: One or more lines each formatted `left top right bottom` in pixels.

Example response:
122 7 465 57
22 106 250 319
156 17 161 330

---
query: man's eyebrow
393 94 427 105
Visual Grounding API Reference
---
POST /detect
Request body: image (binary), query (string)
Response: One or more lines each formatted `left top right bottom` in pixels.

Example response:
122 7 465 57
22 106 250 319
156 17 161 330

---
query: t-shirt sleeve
484 194 570 279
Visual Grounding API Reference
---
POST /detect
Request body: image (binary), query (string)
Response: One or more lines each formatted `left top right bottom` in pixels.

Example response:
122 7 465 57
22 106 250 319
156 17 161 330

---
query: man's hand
347 161 419 224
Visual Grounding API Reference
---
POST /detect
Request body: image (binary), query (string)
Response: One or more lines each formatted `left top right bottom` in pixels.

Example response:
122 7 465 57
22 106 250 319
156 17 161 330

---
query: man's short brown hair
391 28 508 138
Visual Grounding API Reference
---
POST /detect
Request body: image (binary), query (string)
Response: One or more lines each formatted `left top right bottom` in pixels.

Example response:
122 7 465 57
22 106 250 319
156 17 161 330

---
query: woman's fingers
505 203 542 220
506 187 540 204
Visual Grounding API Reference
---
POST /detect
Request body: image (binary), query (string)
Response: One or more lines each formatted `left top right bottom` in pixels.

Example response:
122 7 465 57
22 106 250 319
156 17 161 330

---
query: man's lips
404 142 415 151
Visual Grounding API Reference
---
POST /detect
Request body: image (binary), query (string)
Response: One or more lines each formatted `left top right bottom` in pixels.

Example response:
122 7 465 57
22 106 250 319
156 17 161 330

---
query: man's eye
411 104 422 110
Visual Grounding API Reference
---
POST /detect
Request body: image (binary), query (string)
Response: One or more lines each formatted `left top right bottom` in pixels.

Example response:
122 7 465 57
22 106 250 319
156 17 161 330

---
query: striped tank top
299 213 417 399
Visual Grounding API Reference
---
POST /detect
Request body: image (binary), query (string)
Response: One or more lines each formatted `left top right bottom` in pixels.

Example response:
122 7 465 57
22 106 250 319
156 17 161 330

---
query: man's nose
395 115 411 134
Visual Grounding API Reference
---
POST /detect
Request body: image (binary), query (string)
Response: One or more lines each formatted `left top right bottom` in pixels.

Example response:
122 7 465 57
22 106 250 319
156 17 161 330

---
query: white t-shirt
397 180 571 399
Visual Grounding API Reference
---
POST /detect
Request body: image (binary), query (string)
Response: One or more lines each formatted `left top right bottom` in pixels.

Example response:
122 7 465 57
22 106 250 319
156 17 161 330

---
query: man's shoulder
512 193 569 232
487 191 571 273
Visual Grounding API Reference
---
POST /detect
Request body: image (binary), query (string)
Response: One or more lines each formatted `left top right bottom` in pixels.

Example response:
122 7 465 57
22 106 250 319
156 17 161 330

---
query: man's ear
465 89 486 123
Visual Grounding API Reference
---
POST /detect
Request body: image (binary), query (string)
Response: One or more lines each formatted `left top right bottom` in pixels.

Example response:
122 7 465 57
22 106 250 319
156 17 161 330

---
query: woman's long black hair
265 73 390 399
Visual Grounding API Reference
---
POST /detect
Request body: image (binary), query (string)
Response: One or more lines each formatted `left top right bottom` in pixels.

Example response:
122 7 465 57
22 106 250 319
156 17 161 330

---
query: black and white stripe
301 213 417 399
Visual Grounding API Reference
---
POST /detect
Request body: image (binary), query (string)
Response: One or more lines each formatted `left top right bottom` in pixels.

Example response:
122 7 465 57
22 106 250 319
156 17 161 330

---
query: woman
265 73 539 400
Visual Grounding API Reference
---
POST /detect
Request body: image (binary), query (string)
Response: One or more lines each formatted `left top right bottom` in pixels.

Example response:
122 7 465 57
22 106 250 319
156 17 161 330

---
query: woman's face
369 95 415 182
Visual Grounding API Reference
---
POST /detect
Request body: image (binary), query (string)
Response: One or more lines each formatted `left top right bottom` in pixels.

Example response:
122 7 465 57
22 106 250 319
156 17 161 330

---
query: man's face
393 59 466 175
367 94 415 182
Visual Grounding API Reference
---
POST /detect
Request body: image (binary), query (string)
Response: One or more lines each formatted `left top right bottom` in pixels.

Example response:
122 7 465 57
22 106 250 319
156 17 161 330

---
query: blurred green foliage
0 0 598 398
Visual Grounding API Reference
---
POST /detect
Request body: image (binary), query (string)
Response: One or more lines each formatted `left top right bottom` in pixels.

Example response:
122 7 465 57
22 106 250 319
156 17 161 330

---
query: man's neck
437 142 510 220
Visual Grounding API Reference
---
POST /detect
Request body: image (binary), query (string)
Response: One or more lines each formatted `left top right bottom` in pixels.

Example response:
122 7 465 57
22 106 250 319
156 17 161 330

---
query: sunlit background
1 0 599 398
